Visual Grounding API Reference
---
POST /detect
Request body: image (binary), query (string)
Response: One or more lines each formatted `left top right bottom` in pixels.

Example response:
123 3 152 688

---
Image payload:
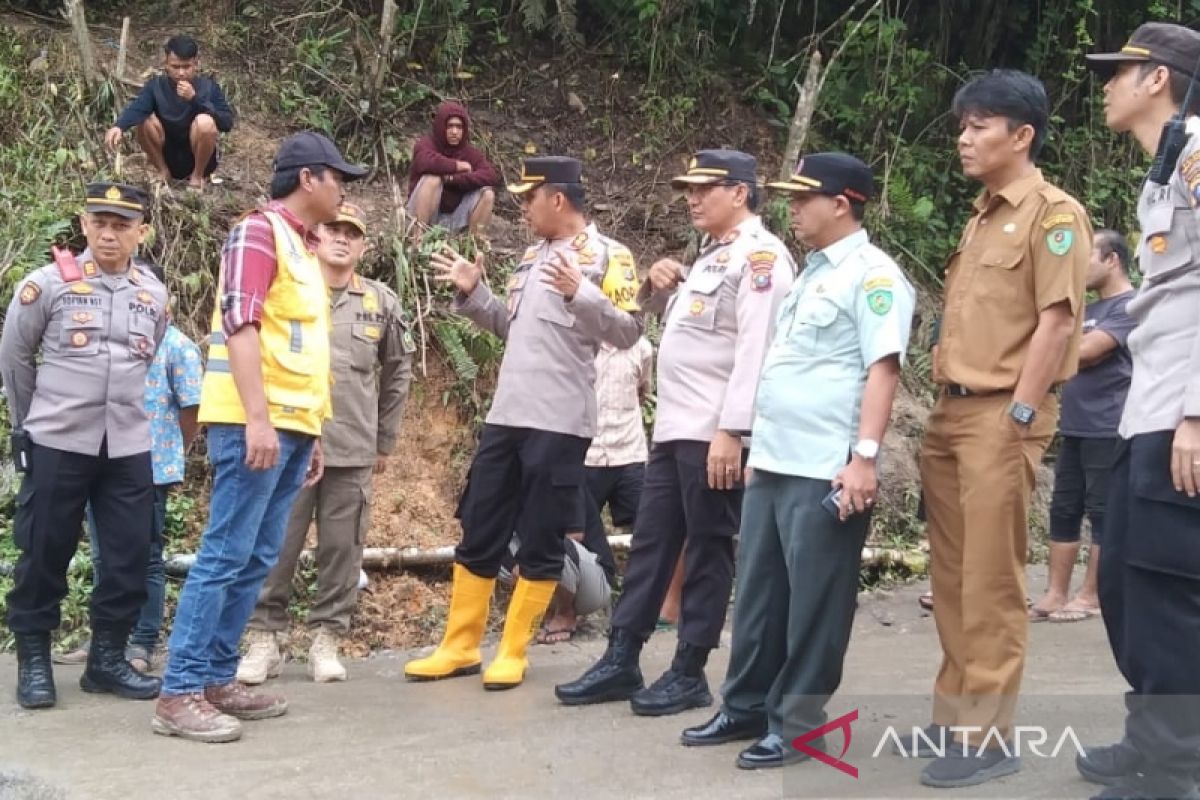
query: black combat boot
80 627 161 700
630 641 712 717
554 628 645 705
15 632 57 709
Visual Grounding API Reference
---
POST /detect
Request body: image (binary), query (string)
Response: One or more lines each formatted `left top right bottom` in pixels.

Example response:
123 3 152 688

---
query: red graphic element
792 709 859 779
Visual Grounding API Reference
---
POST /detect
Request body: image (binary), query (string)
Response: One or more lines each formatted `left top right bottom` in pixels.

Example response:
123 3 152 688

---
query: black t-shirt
1060 291 1136 437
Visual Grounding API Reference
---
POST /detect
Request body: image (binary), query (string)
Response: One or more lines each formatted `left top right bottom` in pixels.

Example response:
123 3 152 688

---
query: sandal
918 592 933 611
1028 606 1058 622
535 625 576 645
1049 605 1100 623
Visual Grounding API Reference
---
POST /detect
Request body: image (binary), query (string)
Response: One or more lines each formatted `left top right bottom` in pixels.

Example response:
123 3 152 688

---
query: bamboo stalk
159 540 928 578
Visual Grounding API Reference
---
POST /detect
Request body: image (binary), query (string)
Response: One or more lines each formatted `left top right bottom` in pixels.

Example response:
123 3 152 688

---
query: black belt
944 384 976 397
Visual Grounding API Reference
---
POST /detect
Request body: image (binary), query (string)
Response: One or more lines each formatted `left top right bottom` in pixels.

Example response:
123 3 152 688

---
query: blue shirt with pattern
146 325 203 485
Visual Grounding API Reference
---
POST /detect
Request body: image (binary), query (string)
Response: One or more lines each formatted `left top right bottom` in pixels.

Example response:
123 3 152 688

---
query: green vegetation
0 0 1192 628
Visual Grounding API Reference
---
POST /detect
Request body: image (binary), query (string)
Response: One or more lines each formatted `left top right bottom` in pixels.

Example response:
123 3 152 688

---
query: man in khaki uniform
914 70 1090 788
239 203 413 684
556 150 795 717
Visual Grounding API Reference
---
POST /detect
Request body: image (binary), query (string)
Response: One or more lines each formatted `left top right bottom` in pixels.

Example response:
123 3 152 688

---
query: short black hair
1095 228 1132 276
270 164 328 199
541 182 586 213
952 69 1049 160
165 35 199 60
1137 62 1200 114
848 201 866 222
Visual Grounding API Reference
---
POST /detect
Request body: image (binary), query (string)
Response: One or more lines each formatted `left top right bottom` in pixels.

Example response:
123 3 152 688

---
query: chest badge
689 299 705 316
70 331 89 348
570 233 589 251
1149 234 1168 254
136 290 155 305
70 283 94 295
363 291 379 313
71 311 94 324
716 251 730 264
363 324 381 339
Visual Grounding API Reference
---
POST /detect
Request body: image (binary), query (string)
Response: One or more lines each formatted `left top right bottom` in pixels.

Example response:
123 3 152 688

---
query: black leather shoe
681 711 767 746
1078 741 1143 786
630 668 712 716
737 733 824 770
555 628 644 706
15 632 57 709
80 627 161 700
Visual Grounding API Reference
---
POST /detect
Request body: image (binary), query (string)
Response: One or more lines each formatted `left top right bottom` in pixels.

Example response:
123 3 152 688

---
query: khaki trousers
247 465 374 635
919 392 1056 744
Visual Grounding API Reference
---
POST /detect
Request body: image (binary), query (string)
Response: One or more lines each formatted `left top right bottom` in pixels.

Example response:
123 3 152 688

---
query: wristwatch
1008 401 1036 426
853 439 880 460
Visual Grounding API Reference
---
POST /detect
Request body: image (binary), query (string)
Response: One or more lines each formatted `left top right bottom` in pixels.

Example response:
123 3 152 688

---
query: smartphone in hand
821 487 842 520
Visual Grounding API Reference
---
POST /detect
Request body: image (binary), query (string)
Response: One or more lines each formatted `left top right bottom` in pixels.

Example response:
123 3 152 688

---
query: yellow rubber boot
482 577 557 691
405 564 495 681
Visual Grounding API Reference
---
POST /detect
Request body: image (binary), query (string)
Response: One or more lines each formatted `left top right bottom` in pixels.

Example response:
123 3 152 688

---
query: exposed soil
4 8 964 655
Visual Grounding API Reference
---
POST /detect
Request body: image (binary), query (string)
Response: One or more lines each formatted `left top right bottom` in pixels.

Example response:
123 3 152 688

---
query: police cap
767 152 874 205
670 149 757 188
507 156 583 194
85 182 150 219
1087 22 1200 79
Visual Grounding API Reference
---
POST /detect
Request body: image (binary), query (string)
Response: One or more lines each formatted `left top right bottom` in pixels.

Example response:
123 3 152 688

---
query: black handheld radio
1149 54 1200 184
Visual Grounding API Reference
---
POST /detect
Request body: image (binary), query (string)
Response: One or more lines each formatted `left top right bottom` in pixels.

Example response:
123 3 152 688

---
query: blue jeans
161 424 314 695
88 484 171 648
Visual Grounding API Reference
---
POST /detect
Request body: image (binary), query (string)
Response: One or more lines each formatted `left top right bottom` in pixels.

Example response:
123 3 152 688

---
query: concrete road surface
0 570 1127 800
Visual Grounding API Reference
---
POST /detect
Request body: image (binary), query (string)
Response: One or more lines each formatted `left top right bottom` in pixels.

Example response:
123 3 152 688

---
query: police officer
406 156 642 690
0 182 168 709
681 154 914 768
240 202 414 684
556 149 795 716
1079 24 1200 800
916 71 1090 789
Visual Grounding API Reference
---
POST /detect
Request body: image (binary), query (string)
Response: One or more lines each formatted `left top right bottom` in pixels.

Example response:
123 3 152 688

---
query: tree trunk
63 0 98 91
778 49 822 180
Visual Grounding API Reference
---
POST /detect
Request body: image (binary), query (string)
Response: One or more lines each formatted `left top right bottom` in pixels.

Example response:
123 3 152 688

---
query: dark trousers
610 440 743 649
1100 432 1200 788
1049 435 1121 545
6 441 154 633
456 424 591 581
88 484 171 648
585 463 645 528
721 471 870 736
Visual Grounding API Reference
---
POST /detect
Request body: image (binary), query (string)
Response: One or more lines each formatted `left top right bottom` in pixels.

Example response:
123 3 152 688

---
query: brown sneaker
151 693 243 743
204 681 288 721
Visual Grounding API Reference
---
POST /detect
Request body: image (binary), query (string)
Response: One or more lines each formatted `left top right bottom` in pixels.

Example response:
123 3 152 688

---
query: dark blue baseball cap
273 131 368 180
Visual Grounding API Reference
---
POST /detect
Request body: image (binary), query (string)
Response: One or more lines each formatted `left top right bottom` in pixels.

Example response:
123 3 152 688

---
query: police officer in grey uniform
0 183 168 709
1080 25 1200 800
405 156 642 690
556 150 795 716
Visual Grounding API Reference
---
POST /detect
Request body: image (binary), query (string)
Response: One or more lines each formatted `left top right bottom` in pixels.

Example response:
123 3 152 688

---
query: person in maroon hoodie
406 101 498 235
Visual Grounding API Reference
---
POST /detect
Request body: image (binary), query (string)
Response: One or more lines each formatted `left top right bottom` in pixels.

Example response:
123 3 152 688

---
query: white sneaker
236 630 282 685
308 628 347 683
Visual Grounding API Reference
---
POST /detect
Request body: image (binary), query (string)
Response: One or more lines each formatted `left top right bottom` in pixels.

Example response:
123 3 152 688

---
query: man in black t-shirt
104 36 234 191
1030 229 1136 623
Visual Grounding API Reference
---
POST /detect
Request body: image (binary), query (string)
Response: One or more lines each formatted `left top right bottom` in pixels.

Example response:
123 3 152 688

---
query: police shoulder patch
1179 149 1200 190
18 280 41 305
